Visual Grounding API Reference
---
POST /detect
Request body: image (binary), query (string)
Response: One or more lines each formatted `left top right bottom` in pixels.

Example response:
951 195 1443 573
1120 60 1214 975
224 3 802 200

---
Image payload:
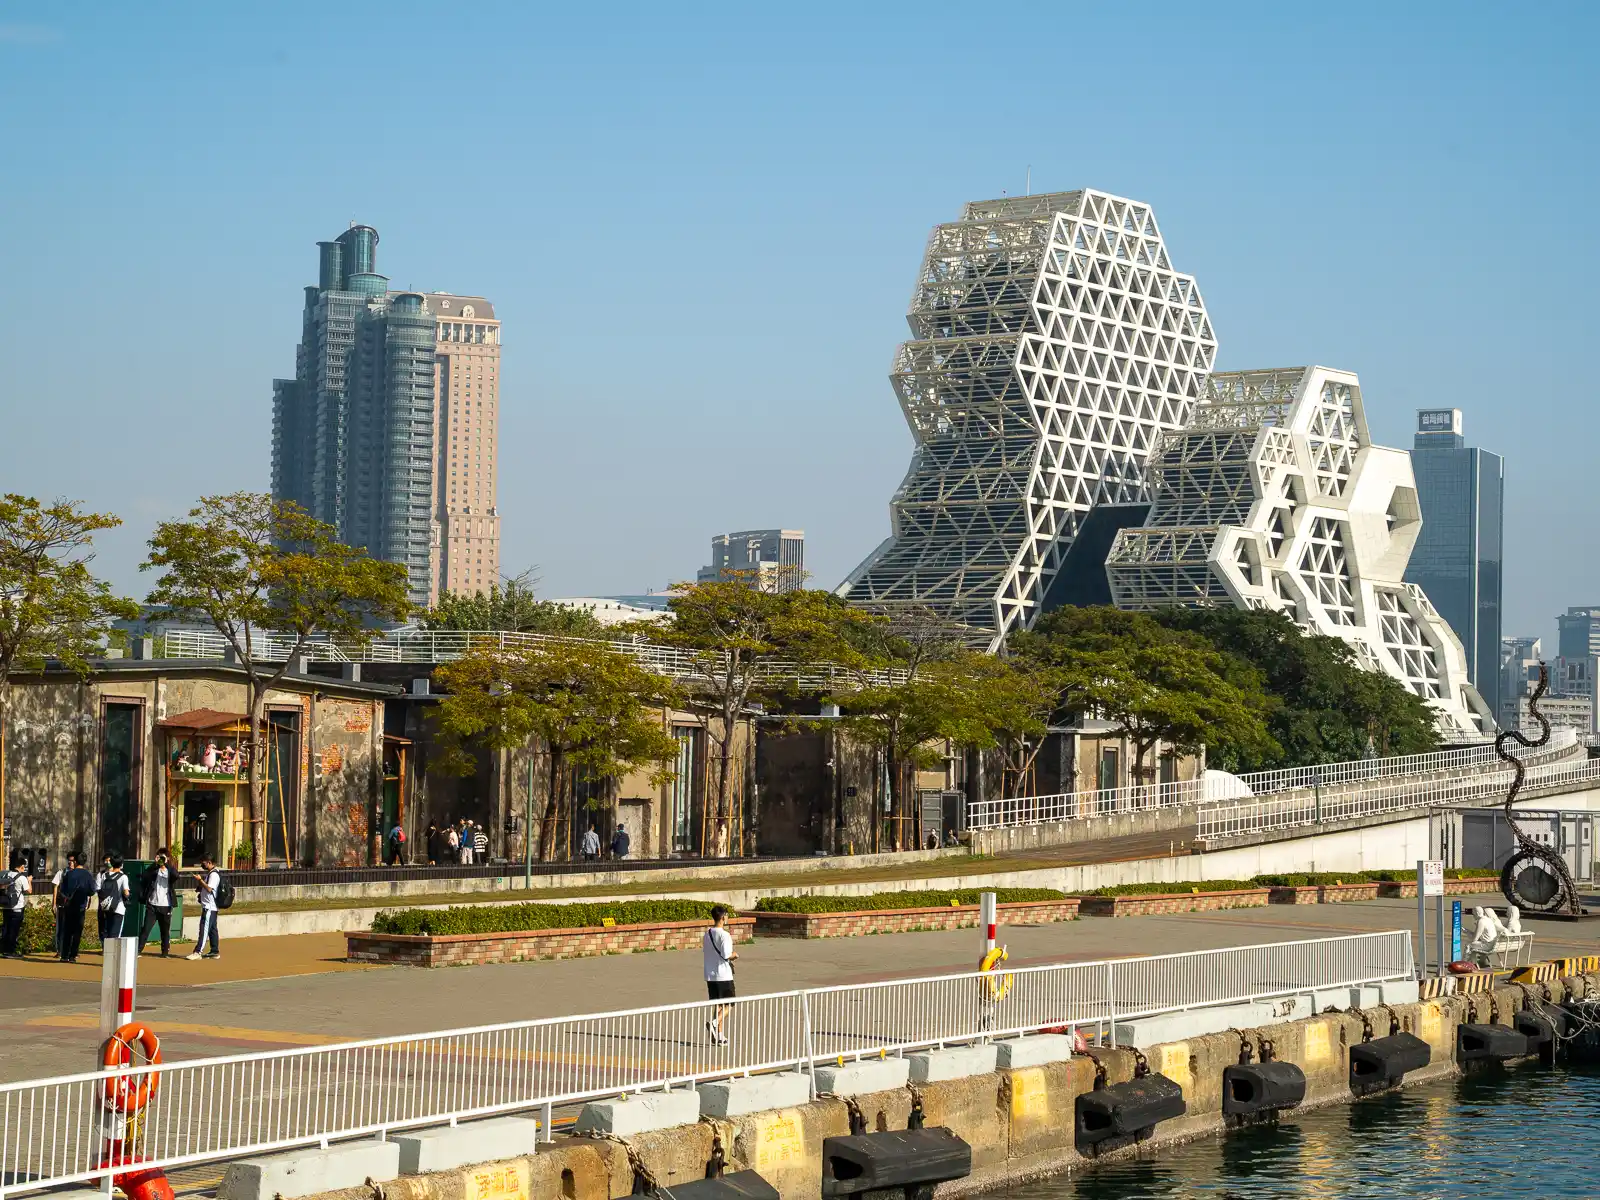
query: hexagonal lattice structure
1105 366 1491 734
839 190 1216 646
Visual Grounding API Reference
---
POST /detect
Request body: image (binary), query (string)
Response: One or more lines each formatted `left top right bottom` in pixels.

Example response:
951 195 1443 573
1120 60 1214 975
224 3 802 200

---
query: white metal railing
970 728 1580 831
0 932 1411 1198
150 627 907 689
1196 755 1600 841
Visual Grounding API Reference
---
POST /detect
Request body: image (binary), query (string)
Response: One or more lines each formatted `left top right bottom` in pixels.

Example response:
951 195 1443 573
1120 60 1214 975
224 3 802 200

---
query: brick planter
345 915 755 968
753 898 1081 940
1268 886 1321 905
1077 888 1270 917
1377 878 1501 899
1318 881 1381 903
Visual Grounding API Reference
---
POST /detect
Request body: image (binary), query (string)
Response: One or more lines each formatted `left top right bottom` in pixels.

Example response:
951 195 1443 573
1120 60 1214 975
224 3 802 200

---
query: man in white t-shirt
138 849 176 957
702 905 738 1045
1 853 31 958
187 857 221 960
97 855 130 940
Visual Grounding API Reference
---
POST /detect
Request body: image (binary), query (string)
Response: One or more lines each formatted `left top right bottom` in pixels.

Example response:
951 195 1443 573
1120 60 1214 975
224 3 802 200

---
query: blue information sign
1451 900 1463 963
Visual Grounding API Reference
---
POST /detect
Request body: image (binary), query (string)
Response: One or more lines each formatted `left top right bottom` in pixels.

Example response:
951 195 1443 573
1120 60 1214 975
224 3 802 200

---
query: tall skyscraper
428 295 500 603
1403 408 1504 718
697 529 805 592
271 225 500 607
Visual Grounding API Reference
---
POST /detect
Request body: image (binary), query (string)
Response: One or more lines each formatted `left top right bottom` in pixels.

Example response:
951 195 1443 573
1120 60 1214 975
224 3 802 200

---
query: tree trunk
886 738 901 851
540 748 565 863
713 704 735 859
248 683 266 868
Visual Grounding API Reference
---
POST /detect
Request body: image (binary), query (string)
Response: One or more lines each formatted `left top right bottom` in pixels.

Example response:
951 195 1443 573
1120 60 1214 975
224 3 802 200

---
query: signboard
1451 900 1463 962
1420 859 1445 897
1416 408 1462 435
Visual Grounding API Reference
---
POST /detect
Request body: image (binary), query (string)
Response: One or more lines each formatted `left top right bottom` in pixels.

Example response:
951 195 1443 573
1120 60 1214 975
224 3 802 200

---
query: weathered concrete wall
295 974 1589 1200
970 803 1197 857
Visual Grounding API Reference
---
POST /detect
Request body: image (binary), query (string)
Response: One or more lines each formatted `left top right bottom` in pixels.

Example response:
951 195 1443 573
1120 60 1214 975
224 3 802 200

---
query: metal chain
1497 664 1583 914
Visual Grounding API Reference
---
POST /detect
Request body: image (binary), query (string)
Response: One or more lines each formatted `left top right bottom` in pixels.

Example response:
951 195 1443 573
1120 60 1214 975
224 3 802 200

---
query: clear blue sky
1 1 1594 647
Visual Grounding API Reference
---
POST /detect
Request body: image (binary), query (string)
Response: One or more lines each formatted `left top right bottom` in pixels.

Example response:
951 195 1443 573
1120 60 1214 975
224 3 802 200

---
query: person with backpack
610 825 630 861
702 905 738 1046
97 855 130 940
55 852 95 963
187 856 224 960
1 853 31 958
93 855 111 940
138 849 176 957
386 823 406 866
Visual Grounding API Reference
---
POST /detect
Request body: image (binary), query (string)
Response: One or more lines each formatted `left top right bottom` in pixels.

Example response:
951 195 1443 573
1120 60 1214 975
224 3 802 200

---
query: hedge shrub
18 903 102 955
753 888 1065 914
1363 867 1498 882
371 899 727 937
1252 872 1373 887
1080 880 1261 897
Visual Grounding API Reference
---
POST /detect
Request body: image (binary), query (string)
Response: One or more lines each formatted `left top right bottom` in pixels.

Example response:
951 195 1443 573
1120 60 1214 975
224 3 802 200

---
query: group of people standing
416 819 489 866
0 848 223 961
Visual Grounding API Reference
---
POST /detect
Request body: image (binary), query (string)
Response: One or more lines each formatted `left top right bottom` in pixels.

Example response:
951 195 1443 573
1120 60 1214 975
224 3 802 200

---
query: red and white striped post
980 891 997 960
100 936 138 1037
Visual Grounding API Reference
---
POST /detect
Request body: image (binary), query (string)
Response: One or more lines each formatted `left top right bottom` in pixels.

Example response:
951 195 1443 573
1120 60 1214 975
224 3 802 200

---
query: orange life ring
102 1023 161 1113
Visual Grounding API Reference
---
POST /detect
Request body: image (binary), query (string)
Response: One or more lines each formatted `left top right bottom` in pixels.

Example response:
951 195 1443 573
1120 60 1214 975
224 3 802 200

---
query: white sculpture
1467 906 1505 966
1504 905 1523 936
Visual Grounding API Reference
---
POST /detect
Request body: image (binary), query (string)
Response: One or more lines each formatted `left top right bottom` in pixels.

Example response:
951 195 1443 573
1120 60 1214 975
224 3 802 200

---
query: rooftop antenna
1025 166 1032 196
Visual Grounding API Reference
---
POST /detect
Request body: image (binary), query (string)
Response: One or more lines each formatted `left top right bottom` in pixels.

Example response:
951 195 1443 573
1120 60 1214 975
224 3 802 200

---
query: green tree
1152 606 1439 767
640 578 875 855
1014 607 1276 786
143 493 411 866
422 569 607 638
435 640 681 860
832 611 1057 849
0 496 137 865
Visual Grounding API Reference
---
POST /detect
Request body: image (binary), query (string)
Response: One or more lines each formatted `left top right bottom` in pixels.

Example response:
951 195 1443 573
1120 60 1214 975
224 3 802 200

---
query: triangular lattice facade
839 190 1216 646
1104 366 1492 734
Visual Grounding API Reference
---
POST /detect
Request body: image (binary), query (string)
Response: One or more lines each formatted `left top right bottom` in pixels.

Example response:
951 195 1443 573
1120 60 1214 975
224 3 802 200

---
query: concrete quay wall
290 974 1596 1200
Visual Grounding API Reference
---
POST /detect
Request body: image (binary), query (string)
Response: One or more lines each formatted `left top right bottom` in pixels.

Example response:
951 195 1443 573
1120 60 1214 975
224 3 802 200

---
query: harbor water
1007 1065 1600 1199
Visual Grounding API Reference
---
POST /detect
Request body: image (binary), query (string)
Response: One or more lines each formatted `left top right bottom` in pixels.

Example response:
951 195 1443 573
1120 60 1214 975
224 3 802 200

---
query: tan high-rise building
426 294 501 603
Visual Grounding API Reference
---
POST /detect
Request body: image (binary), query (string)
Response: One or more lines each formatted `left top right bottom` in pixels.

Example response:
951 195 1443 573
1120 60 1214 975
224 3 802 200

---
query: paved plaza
5 896 1600 1085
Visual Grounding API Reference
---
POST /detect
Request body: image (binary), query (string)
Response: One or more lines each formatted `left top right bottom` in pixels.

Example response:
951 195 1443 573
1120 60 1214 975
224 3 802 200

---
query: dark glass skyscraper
272 225 437 606
1404 408 1504 718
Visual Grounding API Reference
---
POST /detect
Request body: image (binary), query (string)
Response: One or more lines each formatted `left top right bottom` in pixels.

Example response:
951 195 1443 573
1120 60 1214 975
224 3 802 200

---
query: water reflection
1007 1067 1600 1199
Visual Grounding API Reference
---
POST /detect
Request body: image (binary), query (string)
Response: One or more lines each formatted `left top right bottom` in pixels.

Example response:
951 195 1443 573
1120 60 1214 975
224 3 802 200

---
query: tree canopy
435 640 682 860
0 495 137 863
422 570 607 638
143 493 411 865
1151 606 1440 767
1012 606 1276 783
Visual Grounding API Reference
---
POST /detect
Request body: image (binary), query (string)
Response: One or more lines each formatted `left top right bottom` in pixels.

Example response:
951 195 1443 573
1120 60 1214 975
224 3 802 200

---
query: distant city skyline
1 4 1594 647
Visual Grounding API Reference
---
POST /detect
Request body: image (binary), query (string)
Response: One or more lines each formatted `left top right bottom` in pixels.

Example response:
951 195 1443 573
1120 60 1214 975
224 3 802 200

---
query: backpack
97 873 123 912
214 875 236 910
0 871 19 910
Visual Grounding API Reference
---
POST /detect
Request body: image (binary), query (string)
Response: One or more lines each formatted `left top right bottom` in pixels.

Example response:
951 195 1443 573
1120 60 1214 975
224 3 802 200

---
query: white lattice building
839 190 1216 646
1104 366 1492 734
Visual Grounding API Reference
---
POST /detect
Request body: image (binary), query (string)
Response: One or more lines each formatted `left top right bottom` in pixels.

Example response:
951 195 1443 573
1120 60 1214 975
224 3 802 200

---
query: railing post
1106 962 1117 1048
801 991 818 1099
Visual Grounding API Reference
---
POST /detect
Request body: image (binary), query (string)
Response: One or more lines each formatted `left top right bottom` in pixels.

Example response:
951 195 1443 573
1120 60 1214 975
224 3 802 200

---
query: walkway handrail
1196 755 1600 841
0 932 1412 1199
971 728 1580 831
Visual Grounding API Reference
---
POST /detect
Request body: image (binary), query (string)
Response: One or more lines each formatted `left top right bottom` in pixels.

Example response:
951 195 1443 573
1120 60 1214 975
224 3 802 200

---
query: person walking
702 905 738 1045
424 822 440 866
97 855 130 940
138 849 175 957
610 825 630 861
385 822 407 866
56 853 94 963
472 822 488 863
0 854 31 958
187 857 221 960
580 825 600 862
